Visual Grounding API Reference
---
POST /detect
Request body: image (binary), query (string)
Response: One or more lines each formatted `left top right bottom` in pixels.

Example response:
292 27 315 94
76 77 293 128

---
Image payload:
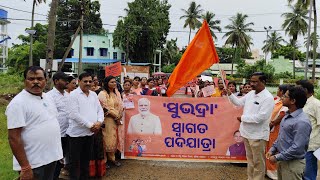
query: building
0 9 10 72
58 33 125 75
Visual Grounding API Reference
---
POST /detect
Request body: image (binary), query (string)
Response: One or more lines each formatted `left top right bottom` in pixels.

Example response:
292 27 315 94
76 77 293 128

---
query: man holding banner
225 72 274 180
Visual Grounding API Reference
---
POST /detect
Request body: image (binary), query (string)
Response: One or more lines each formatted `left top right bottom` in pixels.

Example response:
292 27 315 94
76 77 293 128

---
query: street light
26 29 36 66
264 26 272 63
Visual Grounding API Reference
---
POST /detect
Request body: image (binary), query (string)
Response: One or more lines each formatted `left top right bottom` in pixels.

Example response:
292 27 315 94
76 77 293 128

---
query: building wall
71 34 125 61
0 9 9 72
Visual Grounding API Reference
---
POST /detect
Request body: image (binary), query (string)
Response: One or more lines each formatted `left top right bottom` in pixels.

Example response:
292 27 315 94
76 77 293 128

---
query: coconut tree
223 13 254 75
282 3 308 78
262 31 286 59
180 1 203 44
200 11 221 40
25 0 46 66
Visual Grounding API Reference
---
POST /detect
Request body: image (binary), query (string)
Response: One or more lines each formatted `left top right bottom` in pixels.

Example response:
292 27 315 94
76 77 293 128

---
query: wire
0 4 47 17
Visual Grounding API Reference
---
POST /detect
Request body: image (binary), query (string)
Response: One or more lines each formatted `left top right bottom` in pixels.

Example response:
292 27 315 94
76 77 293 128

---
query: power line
0 4 47 17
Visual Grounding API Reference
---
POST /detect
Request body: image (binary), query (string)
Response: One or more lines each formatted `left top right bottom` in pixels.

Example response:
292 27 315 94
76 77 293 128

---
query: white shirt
229 88 274 141
127 112 162 135
47 87 69 137
66 87 104 137
6 90 63 171
303 95 320 151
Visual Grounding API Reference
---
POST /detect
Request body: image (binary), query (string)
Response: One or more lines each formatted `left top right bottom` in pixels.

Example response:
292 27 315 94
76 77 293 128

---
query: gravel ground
103 160 251 180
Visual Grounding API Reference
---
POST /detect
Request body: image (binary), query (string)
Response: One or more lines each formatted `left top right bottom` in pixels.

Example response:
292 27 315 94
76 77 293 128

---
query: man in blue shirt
266 86 312 180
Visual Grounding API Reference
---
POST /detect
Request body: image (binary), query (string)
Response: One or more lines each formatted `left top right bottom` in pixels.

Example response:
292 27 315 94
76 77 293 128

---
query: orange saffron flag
166 21 219 97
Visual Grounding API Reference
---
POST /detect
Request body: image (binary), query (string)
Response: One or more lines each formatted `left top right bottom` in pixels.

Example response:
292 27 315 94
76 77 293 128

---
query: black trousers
53 136 69 179
20 161 57 180
68 135 93 180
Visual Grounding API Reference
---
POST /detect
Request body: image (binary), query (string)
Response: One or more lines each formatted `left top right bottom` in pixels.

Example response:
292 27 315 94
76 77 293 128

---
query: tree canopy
113 0 171 63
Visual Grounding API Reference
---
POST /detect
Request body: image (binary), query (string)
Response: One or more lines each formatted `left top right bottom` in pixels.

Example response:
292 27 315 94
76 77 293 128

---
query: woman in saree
98 76 124 167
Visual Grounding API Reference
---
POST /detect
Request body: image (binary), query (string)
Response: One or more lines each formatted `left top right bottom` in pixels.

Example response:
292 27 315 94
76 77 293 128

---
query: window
100 48 108 56
113 52 117 59
121 53 126 63
87 48 94 56
102 41 105 43
70 49 74 57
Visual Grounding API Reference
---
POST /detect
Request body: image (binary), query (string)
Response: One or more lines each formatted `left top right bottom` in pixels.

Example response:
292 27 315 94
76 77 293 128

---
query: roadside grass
0 105 19 179
0 74 23 95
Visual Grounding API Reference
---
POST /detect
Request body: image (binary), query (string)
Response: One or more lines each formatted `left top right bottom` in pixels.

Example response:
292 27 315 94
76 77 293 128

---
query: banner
105 62 121 77
123 96 246 162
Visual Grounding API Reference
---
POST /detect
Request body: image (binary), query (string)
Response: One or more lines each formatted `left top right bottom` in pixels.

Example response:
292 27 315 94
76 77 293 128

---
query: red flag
166 21 219 97
105 62 121 77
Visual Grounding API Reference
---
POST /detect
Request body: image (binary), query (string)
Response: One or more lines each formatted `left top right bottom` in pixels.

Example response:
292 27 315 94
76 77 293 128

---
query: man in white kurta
128 98 162 135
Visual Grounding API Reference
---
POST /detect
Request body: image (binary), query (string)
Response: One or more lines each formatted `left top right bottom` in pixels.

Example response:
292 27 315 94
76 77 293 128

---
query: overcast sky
1 0 320 55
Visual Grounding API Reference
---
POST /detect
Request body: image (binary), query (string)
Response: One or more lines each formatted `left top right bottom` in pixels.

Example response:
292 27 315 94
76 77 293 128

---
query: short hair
67 76 75 82
52 71 68 82
134 76 141 81
147 78 154 83
138 98 150 106
233 130 240 136
251 72 267 84
24 66 46 79
278 84 289 94
287 86 307 109
78 72 92 81
296 80 314 94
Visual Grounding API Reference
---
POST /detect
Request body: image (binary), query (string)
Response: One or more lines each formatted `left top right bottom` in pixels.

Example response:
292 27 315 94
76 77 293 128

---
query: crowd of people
5 66 320 180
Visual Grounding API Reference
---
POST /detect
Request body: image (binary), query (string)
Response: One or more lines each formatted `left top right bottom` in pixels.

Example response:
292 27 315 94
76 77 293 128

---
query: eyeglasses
282 94 289 98
83 80 93 83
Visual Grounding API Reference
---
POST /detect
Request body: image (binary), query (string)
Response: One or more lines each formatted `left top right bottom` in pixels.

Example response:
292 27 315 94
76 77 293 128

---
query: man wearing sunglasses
66 72 104 179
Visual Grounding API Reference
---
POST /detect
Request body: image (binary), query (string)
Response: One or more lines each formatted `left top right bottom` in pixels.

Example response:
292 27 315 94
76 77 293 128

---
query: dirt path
103 160 249 180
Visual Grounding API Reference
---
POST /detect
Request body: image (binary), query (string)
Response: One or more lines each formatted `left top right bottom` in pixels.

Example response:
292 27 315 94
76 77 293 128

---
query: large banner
123 96 246 162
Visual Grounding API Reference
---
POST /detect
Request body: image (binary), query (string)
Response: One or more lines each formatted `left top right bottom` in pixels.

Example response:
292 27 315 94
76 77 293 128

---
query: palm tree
304 32 319 50
282 3 308 78
262 31 285 59
223 13 254 75
180 1 203 44
200 11 221 40
162 39 179 65
25 0 46 66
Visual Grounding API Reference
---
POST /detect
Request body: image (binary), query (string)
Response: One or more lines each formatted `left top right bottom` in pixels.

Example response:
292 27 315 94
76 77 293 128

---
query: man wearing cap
47 71 70 179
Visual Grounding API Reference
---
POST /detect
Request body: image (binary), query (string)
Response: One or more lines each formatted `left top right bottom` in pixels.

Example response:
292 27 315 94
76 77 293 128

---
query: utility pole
58 26 81 71
29 0 37 66
264 26 272 63
126 31 129 65
304 1 313 80
78 0 84 74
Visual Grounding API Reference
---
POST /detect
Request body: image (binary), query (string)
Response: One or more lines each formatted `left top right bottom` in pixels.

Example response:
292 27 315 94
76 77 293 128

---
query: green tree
223 13 254 76
262 31 285 59
162 39 180 65
237 60 275 81
55 0 104 59
304 32 319 51
200 11 221 40
7 23 48 73
180 1 203 44
282 3 308 78
113 0 171 63
272 45 305 61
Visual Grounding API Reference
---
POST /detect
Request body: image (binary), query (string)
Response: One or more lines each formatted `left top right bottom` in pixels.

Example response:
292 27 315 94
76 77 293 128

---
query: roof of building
56 58 120 64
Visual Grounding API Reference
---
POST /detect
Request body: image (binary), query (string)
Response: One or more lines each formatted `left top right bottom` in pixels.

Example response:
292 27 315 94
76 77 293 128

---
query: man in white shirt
225 72 274 180
6 66 63 180
296 80 320 180
47 71 70 179
66 72 104 179
128 97 162 135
